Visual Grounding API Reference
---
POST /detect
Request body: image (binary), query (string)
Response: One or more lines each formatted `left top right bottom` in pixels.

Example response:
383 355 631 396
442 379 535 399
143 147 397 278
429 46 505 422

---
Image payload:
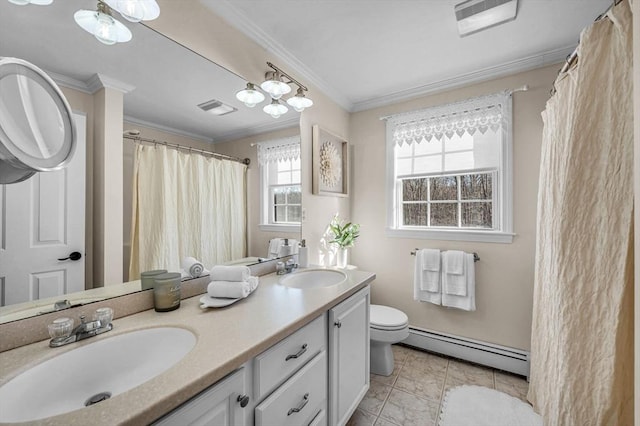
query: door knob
58 251 82 261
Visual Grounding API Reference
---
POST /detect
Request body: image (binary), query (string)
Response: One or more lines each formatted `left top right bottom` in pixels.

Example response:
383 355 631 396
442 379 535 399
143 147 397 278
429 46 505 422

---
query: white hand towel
442 253 476 311
417 249 441 292
247 276 259 292
207 280 251 299
268 238 283 258
210 265 251 282
414 249 441 305
181 257 205 278
443 251 467 296
181 268 209 279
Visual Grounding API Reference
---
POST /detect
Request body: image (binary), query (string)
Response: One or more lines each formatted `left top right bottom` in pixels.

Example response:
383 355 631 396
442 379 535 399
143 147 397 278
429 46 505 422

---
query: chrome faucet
49 315 112 348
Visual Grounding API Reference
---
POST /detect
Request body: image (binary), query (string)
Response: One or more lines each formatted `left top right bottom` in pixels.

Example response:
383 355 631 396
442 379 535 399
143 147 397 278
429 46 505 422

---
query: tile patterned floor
347 344 530 426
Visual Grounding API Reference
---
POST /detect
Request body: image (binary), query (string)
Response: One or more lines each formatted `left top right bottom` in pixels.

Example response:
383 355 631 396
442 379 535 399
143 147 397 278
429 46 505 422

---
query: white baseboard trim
402 327 530 378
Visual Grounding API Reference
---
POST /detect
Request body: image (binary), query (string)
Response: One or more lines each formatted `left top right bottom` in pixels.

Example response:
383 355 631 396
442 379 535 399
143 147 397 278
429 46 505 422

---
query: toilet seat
370 305 408 331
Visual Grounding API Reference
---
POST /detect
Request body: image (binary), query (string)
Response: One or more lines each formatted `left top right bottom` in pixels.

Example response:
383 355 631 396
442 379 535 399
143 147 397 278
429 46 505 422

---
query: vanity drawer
253 313 326 400
308 408 327 426
255 351 327 426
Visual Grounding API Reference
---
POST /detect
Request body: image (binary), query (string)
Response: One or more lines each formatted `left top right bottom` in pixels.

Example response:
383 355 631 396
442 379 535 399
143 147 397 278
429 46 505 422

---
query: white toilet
370 304 410 376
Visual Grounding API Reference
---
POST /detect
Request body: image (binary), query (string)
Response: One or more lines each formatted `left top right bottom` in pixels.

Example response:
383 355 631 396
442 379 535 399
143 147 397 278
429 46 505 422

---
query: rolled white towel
247 276 259 292
208 280 251 299
210 265 251 282
182 257 205 278
181 268 209 279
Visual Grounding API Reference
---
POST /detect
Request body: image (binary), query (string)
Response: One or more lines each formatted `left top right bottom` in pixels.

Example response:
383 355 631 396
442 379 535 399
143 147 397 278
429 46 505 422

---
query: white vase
337 247 348 268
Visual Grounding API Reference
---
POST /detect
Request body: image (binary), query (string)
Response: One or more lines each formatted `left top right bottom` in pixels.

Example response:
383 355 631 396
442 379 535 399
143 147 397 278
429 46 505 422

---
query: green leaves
328 215 360 248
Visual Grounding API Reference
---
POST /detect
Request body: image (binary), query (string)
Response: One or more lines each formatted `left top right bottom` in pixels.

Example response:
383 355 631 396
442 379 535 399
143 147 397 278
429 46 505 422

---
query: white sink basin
279 268 347 289
0 327 196 423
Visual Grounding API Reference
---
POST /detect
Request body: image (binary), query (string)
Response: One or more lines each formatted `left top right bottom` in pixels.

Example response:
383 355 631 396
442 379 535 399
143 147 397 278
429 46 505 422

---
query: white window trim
258 136 301 231
383 91 514 244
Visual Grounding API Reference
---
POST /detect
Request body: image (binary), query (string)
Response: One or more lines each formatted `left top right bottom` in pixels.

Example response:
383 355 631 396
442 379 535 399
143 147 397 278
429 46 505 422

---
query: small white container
298 240 308 268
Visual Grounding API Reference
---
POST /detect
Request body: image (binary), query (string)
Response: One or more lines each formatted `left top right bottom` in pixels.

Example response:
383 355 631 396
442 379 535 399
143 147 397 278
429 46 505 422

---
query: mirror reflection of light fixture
286 87 314 112
260 71 291 100
74 2 132 45
7 0 53 5
102 0 160 23
238 62 313 118
235 83 265 108
263 99 288 119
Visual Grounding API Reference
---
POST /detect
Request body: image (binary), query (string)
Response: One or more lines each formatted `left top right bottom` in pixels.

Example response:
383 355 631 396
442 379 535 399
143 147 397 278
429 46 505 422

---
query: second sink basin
0 327 196 423
279 268 347 289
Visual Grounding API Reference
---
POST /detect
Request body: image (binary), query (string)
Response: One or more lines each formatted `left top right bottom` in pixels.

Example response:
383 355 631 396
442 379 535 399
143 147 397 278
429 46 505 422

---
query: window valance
256 136 300 165
384 91 510 146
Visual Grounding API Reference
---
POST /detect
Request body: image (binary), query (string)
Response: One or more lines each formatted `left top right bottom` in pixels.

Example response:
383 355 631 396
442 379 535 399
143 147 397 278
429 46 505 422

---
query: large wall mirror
0 0 302 323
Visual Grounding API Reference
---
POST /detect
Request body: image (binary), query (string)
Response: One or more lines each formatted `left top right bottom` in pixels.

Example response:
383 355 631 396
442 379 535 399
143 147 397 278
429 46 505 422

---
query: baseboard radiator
402 327 530 378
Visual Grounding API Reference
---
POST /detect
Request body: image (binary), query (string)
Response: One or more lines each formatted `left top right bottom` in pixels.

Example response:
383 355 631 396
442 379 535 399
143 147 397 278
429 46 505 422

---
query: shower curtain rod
554 0 623 84
123 134 251 165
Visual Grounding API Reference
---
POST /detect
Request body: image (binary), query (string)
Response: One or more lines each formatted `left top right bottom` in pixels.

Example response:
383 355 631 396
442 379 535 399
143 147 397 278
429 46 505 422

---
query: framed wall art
312 125 349 197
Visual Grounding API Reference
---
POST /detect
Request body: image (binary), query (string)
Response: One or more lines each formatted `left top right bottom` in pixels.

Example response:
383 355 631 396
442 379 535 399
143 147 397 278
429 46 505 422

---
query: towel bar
410 249 480 263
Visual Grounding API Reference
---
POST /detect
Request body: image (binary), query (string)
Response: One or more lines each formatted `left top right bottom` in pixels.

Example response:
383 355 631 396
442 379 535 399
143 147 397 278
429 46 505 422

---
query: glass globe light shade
8 0 30 4
286 88 313 112
103 0 160 22
263 99 288 119
236 83 265 108
8 0 54 5
260 72 291 100
74 9 132 45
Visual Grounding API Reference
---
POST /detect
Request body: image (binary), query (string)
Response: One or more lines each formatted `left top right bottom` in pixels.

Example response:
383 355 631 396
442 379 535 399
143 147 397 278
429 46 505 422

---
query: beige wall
349 65 559 351
214 127 300 259
60 86 95 289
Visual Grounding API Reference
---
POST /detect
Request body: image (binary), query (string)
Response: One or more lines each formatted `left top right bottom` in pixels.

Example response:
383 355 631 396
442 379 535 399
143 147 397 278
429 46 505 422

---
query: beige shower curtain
528 1 633 425
129 145 247 279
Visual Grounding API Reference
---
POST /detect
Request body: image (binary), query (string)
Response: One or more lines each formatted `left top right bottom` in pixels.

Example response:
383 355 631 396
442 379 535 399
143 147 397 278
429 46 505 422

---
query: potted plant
328 214 360 268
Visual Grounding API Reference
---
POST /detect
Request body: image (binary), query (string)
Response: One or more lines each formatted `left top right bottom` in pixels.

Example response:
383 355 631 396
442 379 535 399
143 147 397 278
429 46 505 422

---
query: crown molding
86 73 136 94
201 0 352 111
47 70 92 94
351 45 574 112
123 115 214 143
213 117 300 143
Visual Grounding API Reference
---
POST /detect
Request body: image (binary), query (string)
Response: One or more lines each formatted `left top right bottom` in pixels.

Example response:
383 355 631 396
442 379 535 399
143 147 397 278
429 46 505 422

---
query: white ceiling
0 0 612 142
203 0 612 111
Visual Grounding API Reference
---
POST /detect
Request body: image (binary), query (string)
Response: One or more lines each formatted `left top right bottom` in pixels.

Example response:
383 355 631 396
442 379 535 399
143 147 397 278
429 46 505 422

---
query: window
385 92 513 243
258 137 301 231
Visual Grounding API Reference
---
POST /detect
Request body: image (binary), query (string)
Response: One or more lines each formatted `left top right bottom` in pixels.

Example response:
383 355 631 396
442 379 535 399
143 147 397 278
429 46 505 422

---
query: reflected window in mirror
257 137 301 232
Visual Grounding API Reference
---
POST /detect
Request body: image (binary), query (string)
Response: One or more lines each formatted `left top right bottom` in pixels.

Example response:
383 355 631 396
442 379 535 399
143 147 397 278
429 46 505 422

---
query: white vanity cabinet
328 286 370 426
154 367 248 426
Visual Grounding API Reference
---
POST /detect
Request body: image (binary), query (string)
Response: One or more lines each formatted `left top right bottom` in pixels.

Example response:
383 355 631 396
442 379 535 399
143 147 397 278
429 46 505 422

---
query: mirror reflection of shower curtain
528 1 633 425
128 144 247 279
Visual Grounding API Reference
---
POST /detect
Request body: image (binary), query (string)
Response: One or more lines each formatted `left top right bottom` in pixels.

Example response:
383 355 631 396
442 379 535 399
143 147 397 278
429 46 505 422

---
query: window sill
259 224 301 233
386 228 514 243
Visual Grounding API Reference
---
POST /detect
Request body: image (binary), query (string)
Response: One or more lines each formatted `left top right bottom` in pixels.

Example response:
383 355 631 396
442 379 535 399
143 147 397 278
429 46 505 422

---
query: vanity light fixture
74 2 132 45
7 0 53 5
263 99 288 119
237 62 314 118
235 83 266 108
102 0 160 23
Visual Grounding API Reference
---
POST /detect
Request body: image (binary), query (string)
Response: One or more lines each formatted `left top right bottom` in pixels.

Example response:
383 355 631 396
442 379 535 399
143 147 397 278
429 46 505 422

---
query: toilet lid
370 305 408 330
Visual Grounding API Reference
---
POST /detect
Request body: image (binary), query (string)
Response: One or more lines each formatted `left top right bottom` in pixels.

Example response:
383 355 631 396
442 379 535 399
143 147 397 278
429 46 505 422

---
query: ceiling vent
197 99 237 116
455 0 518 37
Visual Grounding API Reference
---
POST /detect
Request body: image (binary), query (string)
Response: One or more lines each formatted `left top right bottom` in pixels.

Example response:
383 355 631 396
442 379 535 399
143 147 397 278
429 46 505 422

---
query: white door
0 113 86 306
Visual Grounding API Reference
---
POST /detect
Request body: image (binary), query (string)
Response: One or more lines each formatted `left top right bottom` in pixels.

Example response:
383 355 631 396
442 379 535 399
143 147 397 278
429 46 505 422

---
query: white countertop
0 268 375 425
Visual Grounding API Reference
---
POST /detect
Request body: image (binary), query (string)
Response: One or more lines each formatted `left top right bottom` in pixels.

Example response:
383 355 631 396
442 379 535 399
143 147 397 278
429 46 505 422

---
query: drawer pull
285 343 308 361
237 394 250 408
287 393 309 416
334 320 342 328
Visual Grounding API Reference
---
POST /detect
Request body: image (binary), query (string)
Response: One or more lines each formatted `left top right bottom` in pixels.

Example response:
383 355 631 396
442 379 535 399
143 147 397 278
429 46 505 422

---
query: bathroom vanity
0 268 374 426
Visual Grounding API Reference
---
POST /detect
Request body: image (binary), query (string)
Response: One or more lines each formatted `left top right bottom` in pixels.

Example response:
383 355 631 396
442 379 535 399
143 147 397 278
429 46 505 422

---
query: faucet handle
79 314 87 324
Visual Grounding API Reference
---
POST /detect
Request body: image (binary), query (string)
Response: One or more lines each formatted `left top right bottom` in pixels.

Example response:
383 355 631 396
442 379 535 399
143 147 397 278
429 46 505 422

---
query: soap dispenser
298 239 308 268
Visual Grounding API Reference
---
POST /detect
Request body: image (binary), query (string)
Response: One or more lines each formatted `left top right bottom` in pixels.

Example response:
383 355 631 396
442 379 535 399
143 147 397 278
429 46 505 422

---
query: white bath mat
439 385 542 426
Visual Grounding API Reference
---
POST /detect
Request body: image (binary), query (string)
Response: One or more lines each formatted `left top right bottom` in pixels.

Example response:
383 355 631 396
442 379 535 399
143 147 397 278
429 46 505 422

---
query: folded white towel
442 253 476 311
207 276 259 299
414 249 441 305
181 257 205 278
210 265 251 282
443 251 467 296
422 249 441 271
416 249 441 292
268 238 283 259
